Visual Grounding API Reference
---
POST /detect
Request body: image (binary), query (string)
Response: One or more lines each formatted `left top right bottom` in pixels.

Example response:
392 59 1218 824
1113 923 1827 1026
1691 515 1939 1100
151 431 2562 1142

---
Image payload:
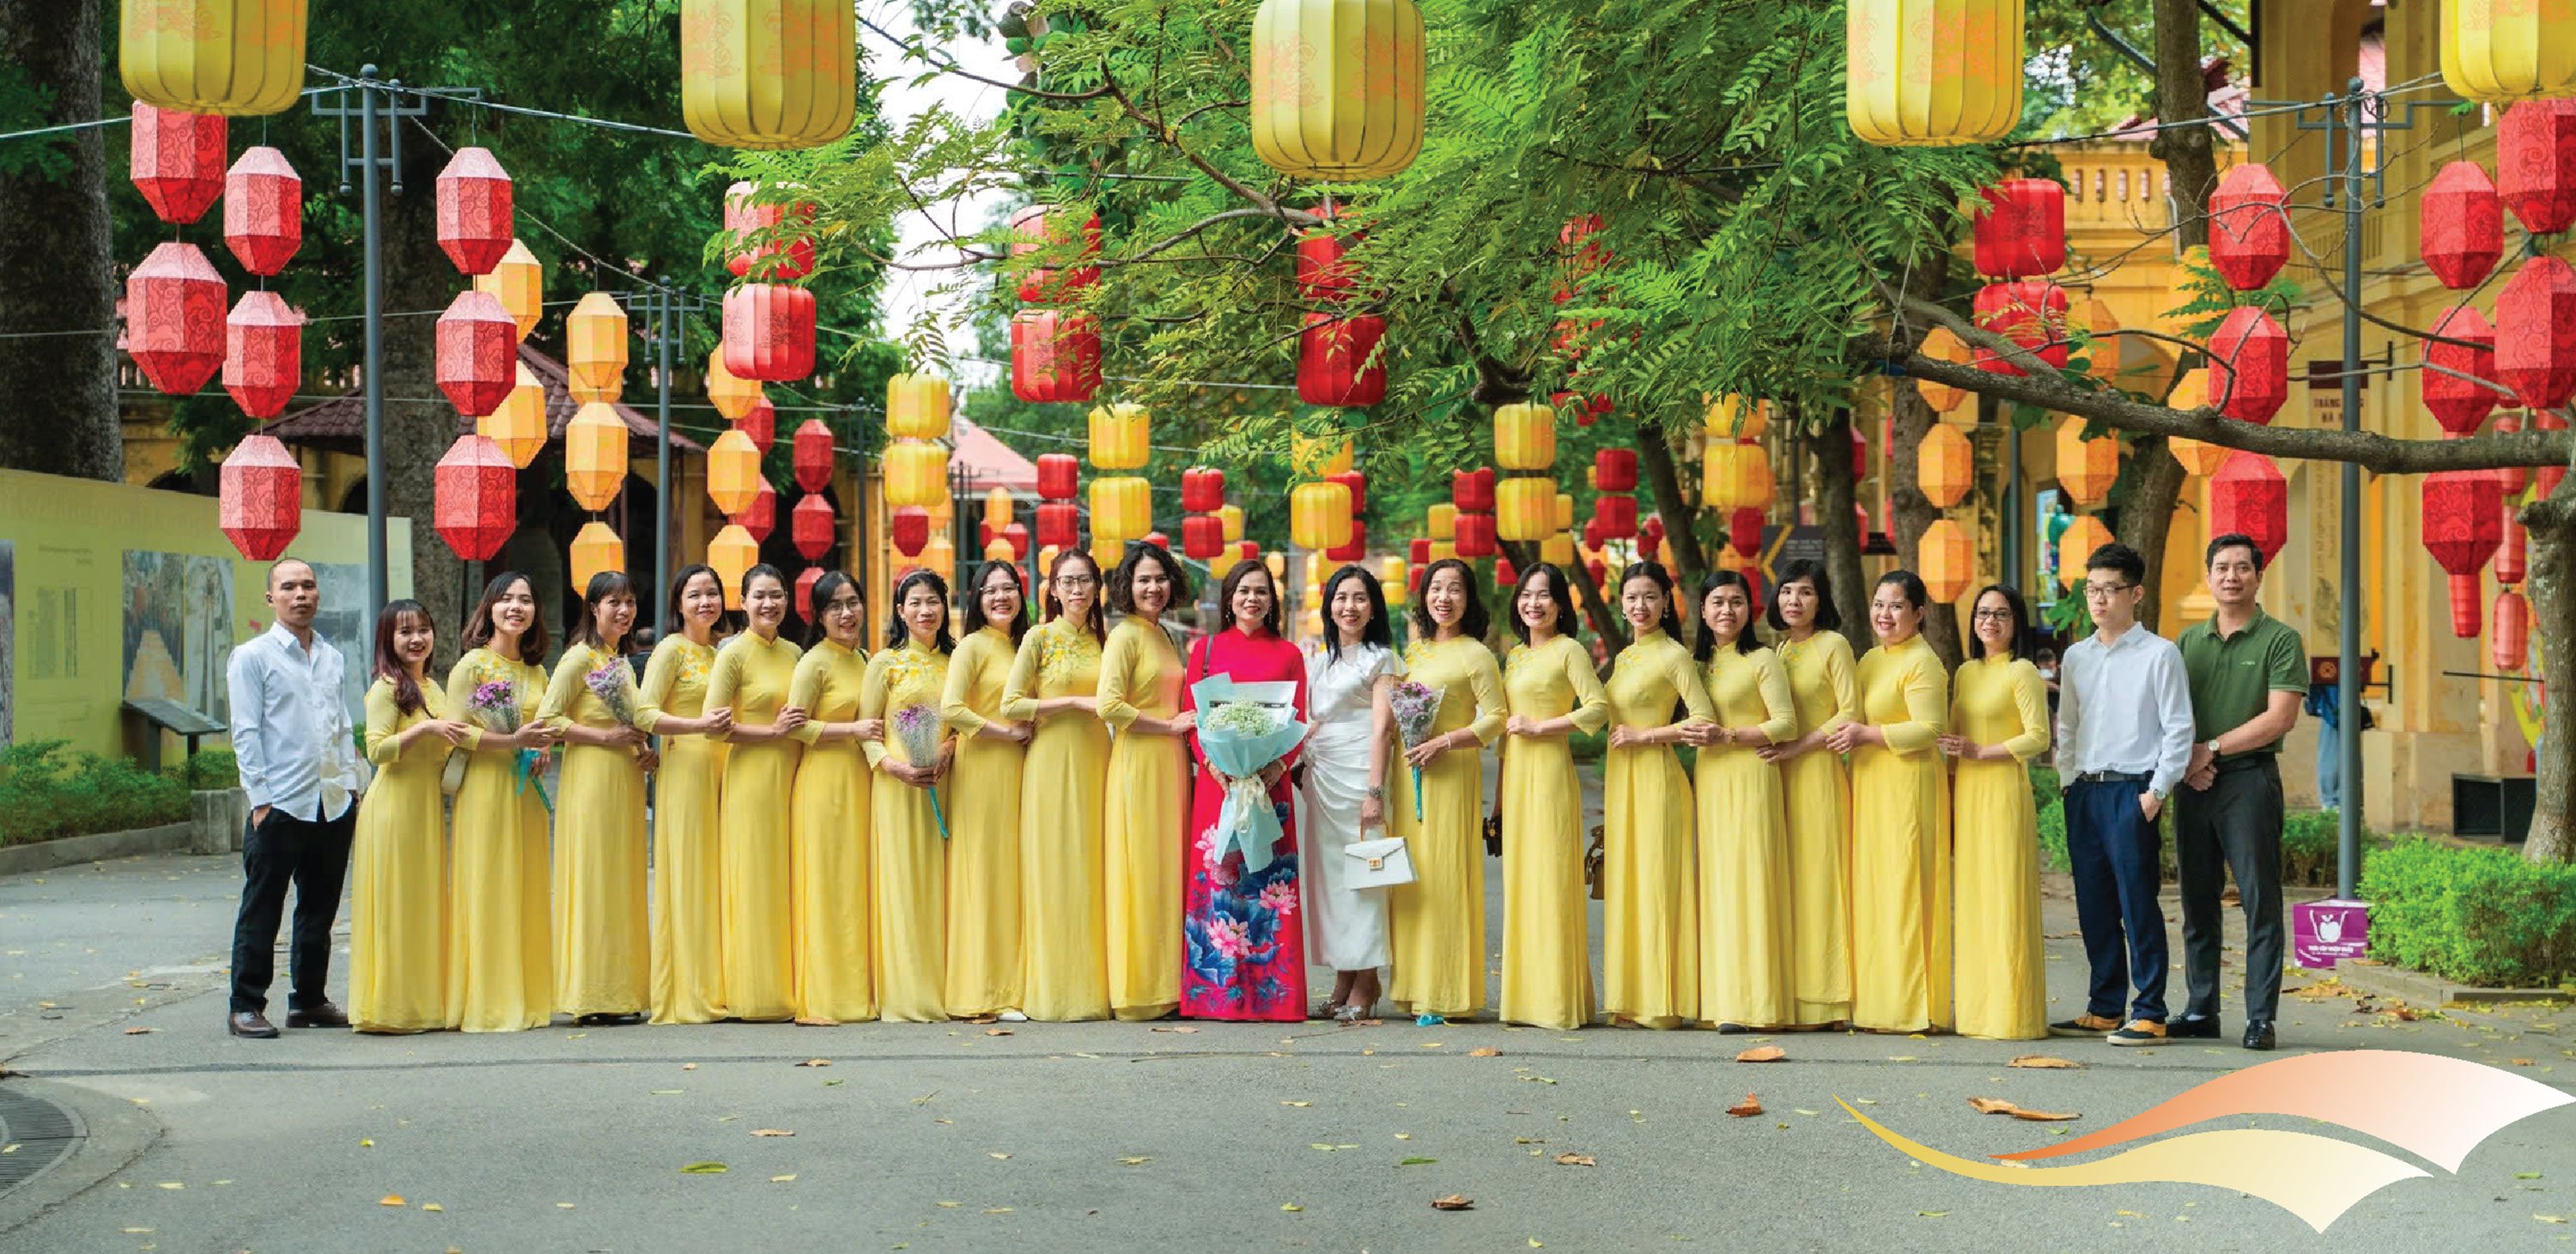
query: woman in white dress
1299 563 1402 1021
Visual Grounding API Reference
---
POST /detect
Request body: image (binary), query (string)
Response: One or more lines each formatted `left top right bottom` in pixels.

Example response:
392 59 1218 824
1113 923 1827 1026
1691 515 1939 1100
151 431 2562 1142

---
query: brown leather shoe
286 1001 349 1029
228 1011 280 1038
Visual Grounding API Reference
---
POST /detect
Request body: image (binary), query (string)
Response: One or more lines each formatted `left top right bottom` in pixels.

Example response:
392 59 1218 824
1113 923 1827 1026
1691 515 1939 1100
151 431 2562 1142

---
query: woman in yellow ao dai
1096 545 1195 1021
1760 561 1861 1027
941 562 1032 1020
1939 586 2052 1040
445 573 564 1032
1003 551 1114 1022
1495 564 1609 1031
1828 572 1953 1033
1599 563 1717 1030
783 571 878 1024
1388 560 1506 1023
705 566 805 1022
641 566 733 1025
349 600 471 1033
864 569 957 1023
1685 573 1797 1030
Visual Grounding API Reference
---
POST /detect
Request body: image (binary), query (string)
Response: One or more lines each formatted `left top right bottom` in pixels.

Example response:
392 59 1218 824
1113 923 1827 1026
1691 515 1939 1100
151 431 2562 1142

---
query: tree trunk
1807 407 1870 636
2147 0 2221 253
0 0 120 481
2116 437 2191 632
2521 491 2575 864
380 155 468 671
1637 423 1708 581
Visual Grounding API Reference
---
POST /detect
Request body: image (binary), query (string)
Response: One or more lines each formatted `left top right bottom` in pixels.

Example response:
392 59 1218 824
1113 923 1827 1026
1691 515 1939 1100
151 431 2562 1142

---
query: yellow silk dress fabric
1498 635 1608 1030
1097 618 1188 1021
786 639 874 1023
538 643 664 1019
1600 630 1716 1030
1777 630 1860 1026
941 625 1026 1018
444 648 552 1032
642 635 726 1024
1003 618 1111 1021
707 630 804 1021
349 677 469 1032
1949 655 2052 1039
1695 646 1798 1028
1850 635 1953 1033
862 639 953 1023
1387 636 1506 1020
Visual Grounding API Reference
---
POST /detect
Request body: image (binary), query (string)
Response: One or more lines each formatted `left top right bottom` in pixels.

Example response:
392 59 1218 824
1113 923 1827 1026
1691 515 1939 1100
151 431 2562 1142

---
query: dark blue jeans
2064 778 2167 1023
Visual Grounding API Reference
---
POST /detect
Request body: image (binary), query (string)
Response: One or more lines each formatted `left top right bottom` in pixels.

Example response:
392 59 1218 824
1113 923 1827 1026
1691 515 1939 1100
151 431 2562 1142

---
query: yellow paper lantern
680 0 857 150
476 362 546 469
888 372 951 441
1248 0 1426 180
570 521 625 593
1918 518 1976 603
1265 551 1286 581
1915 326 1971 411
1540 532 1576 566
706 428 762 515
1428 540 1456 563
1088 403 1151 471
1845 0 2026 147
924 534 957 581
565 402 629 511
1702 440 1777 510
2056 514 2114 590
708 522 758 608
1553 491 1575 532
2075 296 2176 393
984 486 1015 530
983 537 1014 562
1494 402 1558 471
706 347 762 422
1917 421 1973 508
1090 475 1151 542
1037 544 1061 573
1498 476 1557 542
1218 503 1246 544
884 439 950 508
1291 433 1354 478
2441 0 2576 102
475 240 544 340
1426 502 1457 540
1705 393 1770 440
120 0 307 117
2055 417 2117 507
1382 577 1406 606
566 292 628 403
1211 545 1242 581
2165 368 2232 477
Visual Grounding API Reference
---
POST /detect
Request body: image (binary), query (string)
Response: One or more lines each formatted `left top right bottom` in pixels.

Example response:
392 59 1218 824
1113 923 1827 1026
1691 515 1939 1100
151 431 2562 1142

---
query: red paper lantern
1971 178 2066 279
1325 520 1368 564
1493 555 1518 588
2421 160 2504 290
1407 564 1425 594
1297 225 1358 302
1407 537 1432 566
1182 467 1226 513
2422 469 2505 637
1034 501 1078 551
1581 516 1606 551
2423 305 2501 437
1298 312 1388 407
1595 448 1638 493
2207 163 2289 291
1002 522 1030 558
738 396 776 454
222 146 301 276
1330 471 1368 515
792 493 835 560
724 283 817 381
434 289 519 417
1593 492 1637 540
219 433 301 561
2499 511 2528 586
125 241 224 396
1971 280 2070 375
222 289 301 419
792 418 834 493
1730 507 1765 559
1182 514 1224 559
433 434 517 561
730 478 777 542
2499 100 2576 236
1036 453 1080 502
1452 467 1495 513
2493 588 2531 672
2206 307 2288 424
434 147 513 276
1009 204 1103 303
1145 532 1170 551
129 102 223 225
1455 511 1498 558
1639 515 1664 553
1010 309 1103 404
722 181 817 281
2498 255 2576 412
891 505 931 556
796 566 829 622
1851 425 1868 482
2208 452 2287 563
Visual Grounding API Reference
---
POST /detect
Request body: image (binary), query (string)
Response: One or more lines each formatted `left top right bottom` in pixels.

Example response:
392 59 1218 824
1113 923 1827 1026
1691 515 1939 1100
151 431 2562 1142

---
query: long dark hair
885 568 955 653
1320 563 1392 662
1967 582 2033 661
1765 558 1841 634
967 560 1031 646
372 599 434 716
1409 557 1490 641
462 570 548 662
804 570 860 648
667 563 721 638
1109 541 1192 617
1043 549 1108 643
1510 562 1582 645
1618 561 1683 643
568 569 638 654
1218 558 1284 637
1692 569 1762 661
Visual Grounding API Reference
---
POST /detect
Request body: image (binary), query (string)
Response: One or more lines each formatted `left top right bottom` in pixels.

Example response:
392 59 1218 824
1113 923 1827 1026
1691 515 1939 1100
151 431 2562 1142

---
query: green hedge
181 747 239 791
2359 837 2576 989
0 740 192 847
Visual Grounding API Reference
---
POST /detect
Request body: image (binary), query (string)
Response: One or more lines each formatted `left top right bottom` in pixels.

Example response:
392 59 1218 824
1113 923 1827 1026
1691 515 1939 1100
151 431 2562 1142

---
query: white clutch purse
1342 837 1416 890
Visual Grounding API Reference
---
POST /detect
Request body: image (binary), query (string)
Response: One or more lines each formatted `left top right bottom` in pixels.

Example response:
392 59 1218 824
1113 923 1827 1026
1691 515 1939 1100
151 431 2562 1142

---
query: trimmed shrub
181 747 240 791
2360 837 2576 989
0 740 192 847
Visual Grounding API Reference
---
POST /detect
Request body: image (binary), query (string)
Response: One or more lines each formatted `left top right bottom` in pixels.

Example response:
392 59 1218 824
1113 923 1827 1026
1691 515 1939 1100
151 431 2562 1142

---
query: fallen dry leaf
679 1162 729 1174
379 1195 405 1208
794 1058 830 1068
1735 1045 1787 1063
1727 1093 1764 1118
1150 1026 1200 1033
1552 1153 1596 1167
1281 1203 1303 1212
1432 1194 1475 1211
2512 1058 2537 1067
986 1028 1013 1037
2008 1055 2081 1069
123 1026 155 1035
750 1129 794 1138
2012 1108 2081 1123
681 1062 698 1071
968 1014 1000 1025
770 1175 796 1184
420 1203 443 1213
1281 1100 1311 1107
1969 1097 2017 1115
1118 1157 1151 1166
1469 1047 1501 1057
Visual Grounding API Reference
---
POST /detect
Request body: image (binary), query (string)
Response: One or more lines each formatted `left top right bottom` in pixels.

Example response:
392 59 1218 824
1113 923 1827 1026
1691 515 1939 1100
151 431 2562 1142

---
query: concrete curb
2315 959 2569 1007
0 1074 163 1236
0 825 196 879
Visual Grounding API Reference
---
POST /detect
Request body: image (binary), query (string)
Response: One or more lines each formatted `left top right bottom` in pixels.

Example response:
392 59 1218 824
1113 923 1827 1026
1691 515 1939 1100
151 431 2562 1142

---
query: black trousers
2174 758 2286 1026
228 804 355 1014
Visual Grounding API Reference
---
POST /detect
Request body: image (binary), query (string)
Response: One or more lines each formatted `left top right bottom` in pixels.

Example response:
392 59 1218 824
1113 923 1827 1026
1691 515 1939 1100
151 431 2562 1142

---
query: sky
860 0 1018 385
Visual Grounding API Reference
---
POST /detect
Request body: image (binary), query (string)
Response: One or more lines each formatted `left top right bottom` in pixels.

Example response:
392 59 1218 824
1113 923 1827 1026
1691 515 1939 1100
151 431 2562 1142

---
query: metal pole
358 67 387 618
2336 81 2365 899
653 283 673 639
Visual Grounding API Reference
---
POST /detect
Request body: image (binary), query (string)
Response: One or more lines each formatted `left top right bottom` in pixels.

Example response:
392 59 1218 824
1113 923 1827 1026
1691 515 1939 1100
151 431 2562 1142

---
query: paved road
2 839 2570 1251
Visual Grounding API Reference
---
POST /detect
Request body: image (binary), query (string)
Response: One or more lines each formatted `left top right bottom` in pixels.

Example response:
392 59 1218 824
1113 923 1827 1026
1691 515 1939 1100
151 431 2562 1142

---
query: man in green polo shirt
2173 533 2307 1051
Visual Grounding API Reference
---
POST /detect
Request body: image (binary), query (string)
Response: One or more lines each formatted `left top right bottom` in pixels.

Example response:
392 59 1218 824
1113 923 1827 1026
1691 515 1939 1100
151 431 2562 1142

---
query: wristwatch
1364 784 1385 800
2202 739 2221 758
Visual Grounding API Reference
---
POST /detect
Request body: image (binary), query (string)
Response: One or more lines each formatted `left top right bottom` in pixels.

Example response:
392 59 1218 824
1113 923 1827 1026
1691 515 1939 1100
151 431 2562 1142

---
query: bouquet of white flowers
1387 679 1446 822
1188 675 1307 874
892 703 949 838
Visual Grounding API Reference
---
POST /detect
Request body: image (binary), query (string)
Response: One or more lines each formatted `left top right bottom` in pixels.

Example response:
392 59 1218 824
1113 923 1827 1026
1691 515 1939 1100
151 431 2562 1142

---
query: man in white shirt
225 558 365 1038
2050 542 2196 1047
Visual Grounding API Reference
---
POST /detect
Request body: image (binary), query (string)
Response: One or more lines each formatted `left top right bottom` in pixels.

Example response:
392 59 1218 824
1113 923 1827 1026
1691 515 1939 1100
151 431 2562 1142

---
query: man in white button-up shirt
224 558 366 1038
2050 541 2196 1049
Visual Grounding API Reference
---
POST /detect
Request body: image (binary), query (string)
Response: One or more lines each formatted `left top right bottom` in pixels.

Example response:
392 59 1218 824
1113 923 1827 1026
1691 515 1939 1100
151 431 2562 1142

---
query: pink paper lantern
219 434 302 561
125 241 226 396
434 147 515 276
434 289 519 417
130 102 224 226
223 289 301 419
222 146 302 276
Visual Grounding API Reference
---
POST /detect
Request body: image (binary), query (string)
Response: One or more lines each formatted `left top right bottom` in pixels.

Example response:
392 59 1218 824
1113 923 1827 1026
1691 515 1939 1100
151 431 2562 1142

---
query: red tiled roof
260 345 702 454
947 415 1039 492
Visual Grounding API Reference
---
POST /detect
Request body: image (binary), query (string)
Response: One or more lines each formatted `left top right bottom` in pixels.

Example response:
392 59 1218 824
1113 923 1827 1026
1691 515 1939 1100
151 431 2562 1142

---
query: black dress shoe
286 1001 349 1029
2242 1020 2276 1051
2168 1015 2221 1040
228 1011 279 1038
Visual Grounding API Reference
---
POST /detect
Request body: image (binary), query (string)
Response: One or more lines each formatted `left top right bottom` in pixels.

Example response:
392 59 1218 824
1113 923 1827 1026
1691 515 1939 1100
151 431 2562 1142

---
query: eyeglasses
2081 581 2135 600
1971 608 2014 623
1054 575 1097 589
